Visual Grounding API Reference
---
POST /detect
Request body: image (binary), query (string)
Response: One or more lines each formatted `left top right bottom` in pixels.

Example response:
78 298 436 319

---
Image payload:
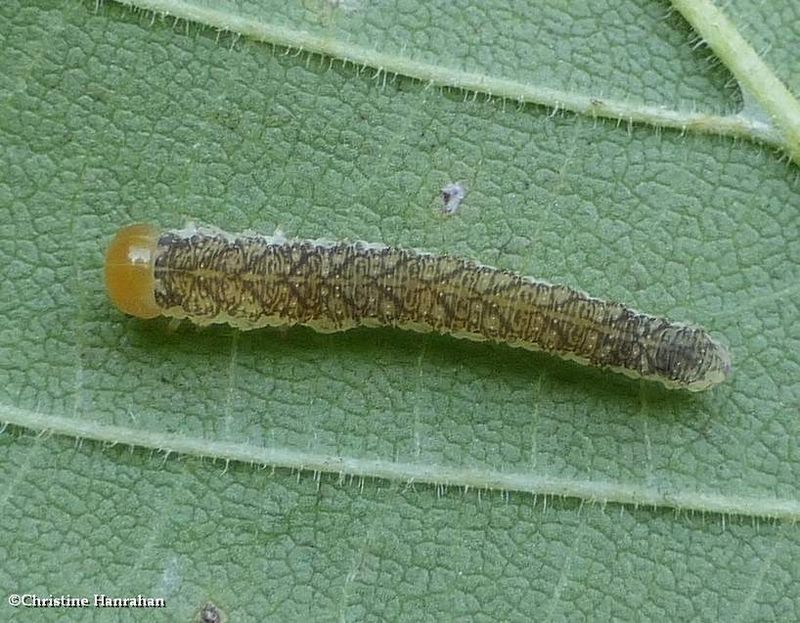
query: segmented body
105 224 732 391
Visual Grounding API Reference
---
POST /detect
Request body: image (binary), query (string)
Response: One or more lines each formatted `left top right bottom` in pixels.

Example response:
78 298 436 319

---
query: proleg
104 223 732 392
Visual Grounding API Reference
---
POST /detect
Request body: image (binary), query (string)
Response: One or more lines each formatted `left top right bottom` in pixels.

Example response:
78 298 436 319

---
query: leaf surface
1 0 798 619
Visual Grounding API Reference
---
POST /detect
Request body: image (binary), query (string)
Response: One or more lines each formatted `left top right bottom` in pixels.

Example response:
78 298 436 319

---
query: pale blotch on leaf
198 601 224 623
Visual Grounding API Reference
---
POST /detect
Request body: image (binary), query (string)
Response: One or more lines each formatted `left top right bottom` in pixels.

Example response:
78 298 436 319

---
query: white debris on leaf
441 182 466 215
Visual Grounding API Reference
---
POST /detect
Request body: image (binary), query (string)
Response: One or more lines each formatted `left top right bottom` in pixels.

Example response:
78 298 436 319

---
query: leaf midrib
113 0 789 152
3 401 797 520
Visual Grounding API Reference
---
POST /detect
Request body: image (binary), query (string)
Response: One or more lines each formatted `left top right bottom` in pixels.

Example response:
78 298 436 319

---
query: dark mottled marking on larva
144 227 731 391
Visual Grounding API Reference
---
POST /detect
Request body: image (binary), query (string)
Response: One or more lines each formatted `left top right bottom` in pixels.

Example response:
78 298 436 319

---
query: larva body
105 224 731 391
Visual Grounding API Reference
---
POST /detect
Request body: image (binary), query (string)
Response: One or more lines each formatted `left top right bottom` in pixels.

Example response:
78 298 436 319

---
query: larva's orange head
105 224 161 319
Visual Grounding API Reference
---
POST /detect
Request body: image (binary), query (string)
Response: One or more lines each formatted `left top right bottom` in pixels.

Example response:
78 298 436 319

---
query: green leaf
1 0 798 620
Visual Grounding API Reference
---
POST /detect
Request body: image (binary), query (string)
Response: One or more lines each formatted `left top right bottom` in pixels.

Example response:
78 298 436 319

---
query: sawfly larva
105 224 731 391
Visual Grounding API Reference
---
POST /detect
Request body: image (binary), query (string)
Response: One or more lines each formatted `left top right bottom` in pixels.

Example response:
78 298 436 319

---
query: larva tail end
685 339 733 392
105 224 161 319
